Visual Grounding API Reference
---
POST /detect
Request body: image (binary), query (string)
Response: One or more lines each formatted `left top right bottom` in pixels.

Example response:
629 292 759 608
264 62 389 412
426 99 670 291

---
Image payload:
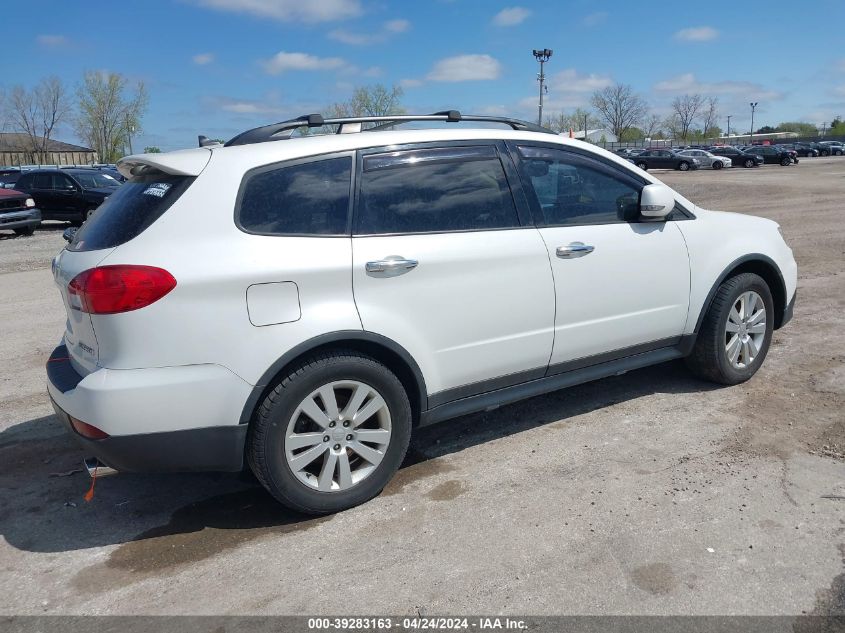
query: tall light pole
532 48 552 127
726 115 732 139
749 102 758 145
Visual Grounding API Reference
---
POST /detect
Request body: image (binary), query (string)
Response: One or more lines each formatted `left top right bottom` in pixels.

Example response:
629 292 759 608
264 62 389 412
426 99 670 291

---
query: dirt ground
0 158 842 616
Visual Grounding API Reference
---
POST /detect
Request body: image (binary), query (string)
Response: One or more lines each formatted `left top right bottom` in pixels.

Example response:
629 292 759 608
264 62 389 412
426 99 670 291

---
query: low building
0 133 98 167
572 129 619 143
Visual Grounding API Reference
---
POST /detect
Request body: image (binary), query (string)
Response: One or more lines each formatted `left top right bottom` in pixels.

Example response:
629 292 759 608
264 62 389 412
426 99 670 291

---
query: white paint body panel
352 229 555 395
49 127 798 439
247 282 301 326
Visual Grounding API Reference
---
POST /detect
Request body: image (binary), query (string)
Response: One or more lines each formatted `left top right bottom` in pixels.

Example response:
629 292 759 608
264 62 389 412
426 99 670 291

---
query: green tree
756 125 777 134
75 71 148 162
143 146 161 153
619 127 644 142
776 122 819 136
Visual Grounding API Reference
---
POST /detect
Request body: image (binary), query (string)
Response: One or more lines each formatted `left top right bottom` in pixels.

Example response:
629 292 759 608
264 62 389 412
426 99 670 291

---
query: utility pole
726 115 732 139
749 102 758 145
532 49 552 126
126 116 135 155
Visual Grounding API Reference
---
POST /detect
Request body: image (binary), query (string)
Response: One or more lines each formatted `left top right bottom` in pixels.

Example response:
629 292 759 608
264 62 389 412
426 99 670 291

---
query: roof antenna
198 135 219 147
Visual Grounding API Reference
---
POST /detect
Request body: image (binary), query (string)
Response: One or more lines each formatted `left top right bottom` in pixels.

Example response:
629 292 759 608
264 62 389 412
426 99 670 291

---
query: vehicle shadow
0 360 717 555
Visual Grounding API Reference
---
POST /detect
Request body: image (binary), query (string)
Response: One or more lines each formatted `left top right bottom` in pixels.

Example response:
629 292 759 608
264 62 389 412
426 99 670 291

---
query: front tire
744 159 755 168
780 157 791 166
685 273 774 385
678 161 690 171
247 351 412 514
712 161 723 170
636 161 648 170
13 225 36 236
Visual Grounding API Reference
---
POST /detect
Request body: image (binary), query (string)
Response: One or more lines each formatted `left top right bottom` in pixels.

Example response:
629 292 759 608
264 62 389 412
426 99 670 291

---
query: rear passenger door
351 143 556 403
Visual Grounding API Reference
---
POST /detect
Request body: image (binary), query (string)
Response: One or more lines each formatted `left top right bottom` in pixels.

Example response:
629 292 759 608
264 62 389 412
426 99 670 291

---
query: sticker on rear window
142 183 172 198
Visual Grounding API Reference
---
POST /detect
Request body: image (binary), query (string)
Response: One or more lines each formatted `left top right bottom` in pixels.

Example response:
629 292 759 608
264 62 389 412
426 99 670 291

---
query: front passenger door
511 143 690 369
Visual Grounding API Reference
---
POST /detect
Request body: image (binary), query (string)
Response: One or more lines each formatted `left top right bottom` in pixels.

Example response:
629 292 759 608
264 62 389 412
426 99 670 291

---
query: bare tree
671 93 705 143
544 108 596 134
7 77 71 163
700 97 719 140
327 84 404 118
590 83 647 140
642 113 663 139
75 71 147 163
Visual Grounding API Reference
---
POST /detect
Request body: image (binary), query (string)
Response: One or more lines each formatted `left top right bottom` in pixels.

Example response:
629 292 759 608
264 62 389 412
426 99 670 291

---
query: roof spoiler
117 149 213 179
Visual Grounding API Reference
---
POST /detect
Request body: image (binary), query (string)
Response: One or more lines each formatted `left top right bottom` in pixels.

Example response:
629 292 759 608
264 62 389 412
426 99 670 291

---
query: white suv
47 112 797 514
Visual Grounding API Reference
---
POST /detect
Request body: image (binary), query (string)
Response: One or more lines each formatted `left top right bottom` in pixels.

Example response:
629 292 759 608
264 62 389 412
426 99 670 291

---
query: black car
743 145 795 166
631 149 699 171
13 168 120 224
785 143 819 157
708 146 763 168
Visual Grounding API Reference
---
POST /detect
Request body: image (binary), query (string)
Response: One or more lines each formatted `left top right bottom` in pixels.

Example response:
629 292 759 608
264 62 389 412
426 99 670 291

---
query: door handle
556 242 595 259
365 255 419 277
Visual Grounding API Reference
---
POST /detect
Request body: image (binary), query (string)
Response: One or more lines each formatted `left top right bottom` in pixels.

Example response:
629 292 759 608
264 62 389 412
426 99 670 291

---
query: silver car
678 149 731 170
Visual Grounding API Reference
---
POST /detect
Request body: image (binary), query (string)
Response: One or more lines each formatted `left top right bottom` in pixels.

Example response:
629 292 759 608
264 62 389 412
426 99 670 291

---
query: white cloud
261 51 346 75
384 19 410 33
193 52 215 65
426 54 502 82
328 18 411 45
209 95 287 116
399 78 423 88
36 34 69 47
582 11 608 27
835 85 845 97
549 68 613 93
654 73 781 100
192 0 361 23
492 7 531 26
673 26 719 42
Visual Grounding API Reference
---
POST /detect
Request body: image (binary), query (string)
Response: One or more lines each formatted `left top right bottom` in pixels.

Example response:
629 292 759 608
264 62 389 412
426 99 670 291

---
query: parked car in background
708 146 763 168
742 145 796 166
0 187 41 236
615 148 644 158
14 168 120 225
678 149 732 170
817 141 844 156
632 149 700 171
0 169 22 189
787 143 819 157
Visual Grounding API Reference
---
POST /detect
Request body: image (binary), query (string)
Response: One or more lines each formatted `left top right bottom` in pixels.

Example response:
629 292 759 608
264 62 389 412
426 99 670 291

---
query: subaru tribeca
47 112 797 514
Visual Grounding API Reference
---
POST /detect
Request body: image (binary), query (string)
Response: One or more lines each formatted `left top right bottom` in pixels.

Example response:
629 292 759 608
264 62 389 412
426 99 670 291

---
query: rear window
67 173 194 252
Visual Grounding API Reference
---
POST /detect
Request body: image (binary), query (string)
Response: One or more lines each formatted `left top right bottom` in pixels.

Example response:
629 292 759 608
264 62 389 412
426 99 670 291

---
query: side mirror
62 227 77 243
639 184 675 220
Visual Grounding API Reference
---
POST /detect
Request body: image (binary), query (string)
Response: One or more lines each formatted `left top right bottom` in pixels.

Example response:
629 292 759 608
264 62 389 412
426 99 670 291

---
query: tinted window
238 157 351 235
357 147 519 235
16 174 33 189
56 174 76 190
72 172 120 188
518 146 640 226
67 173 194 252
32 173 53 189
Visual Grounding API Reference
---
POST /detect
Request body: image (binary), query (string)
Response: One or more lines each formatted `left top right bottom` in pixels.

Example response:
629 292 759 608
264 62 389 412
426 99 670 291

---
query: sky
6 0 845 151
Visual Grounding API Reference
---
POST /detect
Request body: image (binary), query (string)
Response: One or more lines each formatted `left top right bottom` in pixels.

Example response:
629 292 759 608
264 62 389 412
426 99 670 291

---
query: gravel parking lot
0 158 842 616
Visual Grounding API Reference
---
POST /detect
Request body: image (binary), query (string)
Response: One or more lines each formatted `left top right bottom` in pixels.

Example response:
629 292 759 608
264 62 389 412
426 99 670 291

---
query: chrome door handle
556 242 595 259
365 255 419 277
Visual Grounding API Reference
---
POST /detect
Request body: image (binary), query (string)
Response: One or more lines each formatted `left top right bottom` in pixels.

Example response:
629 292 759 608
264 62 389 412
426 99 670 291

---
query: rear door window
67 173 194 252
33 173 53 189
356 146 519 235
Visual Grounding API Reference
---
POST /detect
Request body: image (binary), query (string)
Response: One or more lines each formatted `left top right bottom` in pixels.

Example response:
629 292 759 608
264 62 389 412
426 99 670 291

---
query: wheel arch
694 254 788 333
239 331 428 427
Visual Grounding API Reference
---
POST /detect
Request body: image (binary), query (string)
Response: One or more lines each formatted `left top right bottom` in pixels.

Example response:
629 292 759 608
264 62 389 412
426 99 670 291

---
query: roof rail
224 111 555 147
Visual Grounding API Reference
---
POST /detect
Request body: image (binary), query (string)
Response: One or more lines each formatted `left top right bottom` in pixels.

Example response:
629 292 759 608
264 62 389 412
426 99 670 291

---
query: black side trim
693 254 786 333
428 367 546 409
781 291 796 328
546 336 680 377
52 398 247 473
46 345 83 393
420 345 686 427
239 331 428 424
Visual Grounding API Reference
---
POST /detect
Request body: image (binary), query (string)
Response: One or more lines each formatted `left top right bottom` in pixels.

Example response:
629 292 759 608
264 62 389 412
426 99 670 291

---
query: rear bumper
0 208 40 230
46 344 252 473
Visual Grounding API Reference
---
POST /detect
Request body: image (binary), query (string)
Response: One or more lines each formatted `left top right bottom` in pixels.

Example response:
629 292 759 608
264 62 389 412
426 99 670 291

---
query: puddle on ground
630 562 677 595
72 486 329 593
380 449 456 497
425 480 466 502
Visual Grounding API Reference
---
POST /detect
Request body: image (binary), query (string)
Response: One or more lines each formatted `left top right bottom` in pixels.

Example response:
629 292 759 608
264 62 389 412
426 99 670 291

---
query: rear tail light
68 265 176 314
70 416 110 440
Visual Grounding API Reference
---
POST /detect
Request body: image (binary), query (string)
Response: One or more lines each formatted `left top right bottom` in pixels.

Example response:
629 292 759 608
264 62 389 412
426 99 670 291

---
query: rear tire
685 272 774 385
247 350 412 514
13 226 35 236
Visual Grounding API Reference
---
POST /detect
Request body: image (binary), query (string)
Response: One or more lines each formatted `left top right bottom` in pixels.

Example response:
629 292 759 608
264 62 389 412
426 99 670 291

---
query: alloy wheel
724 291 766 369
284 380 392 492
